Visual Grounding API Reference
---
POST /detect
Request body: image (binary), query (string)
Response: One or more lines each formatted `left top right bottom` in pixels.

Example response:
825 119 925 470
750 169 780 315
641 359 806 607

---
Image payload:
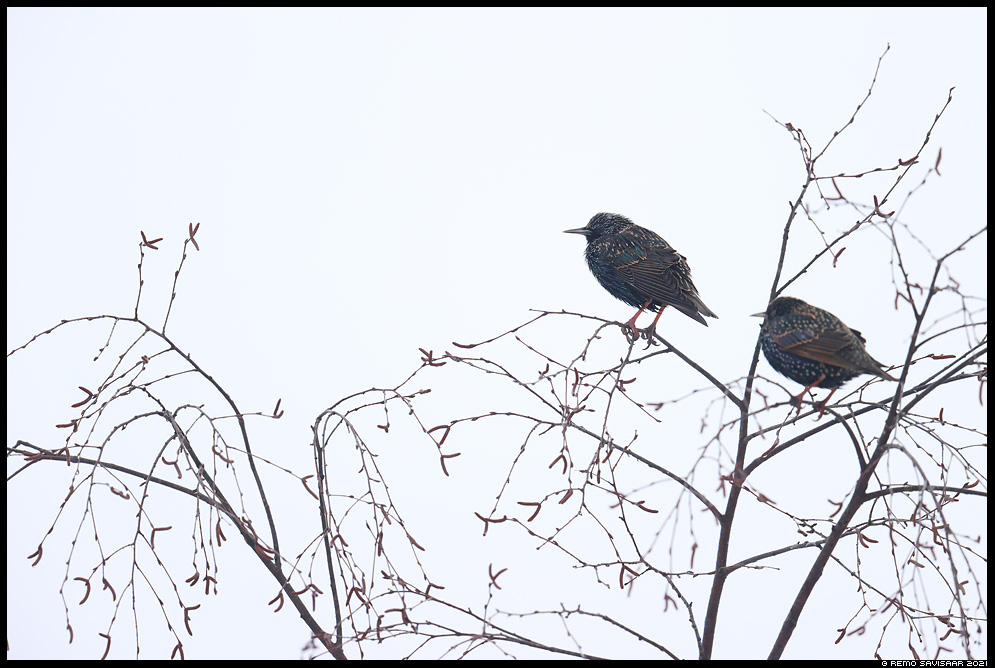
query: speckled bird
754 296 897 411
563 212 718 339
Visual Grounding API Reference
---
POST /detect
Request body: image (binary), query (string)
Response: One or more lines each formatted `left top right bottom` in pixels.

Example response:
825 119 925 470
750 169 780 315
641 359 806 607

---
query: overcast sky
7 7 987 660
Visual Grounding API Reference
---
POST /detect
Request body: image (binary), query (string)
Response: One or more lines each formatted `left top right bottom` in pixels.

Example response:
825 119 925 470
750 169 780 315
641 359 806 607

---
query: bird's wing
771 320 867 372
610 234 695 308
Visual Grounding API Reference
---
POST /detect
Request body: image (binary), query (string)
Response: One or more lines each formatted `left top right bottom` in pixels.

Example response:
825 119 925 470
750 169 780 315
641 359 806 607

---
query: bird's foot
641 324 661 348
789 376 826 416
788 392 813 416
621 323 660 347
788 393 831 418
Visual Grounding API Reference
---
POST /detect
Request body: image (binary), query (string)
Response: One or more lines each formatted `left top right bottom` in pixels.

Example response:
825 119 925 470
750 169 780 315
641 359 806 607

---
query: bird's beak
750 311 766 318
563 227 590 236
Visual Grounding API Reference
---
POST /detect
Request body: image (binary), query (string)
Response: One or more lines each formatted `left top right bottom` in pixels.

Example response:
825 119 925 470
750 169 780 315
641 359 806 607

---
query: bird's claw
642 325 660 347
788 393 830 418
621 324 660 348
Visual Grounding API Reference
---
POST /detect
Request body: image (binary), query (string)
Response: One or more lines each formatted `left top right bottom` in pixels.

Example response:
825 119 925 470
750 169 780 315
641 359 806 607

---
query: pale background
7 7 987 660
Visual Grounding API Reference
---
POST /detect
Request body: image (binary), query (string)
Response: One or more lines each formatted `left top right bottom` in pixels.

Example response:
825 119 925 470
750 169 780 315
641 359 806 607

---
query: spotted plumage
564 212 717 338
755 296 897 409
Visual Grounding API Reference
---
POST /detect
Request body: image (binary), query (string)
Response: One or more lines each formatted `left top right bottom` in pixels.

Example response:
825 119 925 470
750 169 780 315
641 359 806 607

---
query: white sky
7 7 987 660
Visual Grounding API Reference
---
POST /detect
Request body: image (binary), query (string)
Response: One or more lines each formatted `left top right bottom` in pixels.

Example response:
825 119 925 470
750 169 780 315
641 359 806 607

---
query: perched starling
754 296 897 412
564 212 718 339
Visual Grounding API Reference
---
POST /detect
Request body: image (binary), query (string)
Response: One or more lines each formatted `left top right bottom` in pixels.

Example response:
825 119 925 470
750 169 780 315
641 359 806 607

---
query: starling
754 296 897 412
564 212 718 340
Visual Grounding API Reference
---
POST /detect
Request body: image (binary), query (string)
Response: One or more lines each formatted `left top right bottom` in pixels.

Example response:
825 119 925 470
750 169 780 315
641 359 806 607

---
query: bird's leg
624 301 651 342
789 374 826 414
643 305 667 343
815 388 839 418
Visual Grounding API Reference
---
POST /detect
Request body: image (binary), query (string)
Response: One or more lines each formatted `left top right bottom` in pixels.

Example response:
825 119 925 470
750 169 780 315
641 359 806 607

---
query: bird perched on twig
564 212 718 341
754 296 897 415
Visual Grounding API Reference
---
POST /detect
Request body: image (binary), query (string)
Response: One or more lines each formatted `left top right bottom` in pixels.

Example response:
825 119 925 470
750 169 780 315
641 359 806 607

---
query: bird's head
563 212 633 240
752 296 806 321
